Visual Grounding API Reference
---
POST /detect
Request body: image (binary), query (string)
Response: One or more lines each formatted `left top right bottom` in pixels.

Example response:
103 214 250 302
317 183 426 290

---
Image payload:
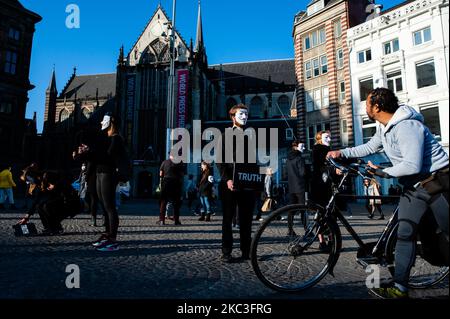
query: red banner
176 69 189 128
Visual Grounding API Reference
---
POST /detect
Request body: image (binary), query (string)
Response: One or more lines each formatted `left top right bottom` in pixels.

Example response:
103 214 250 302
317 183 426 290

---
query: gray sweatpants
394 186 431 286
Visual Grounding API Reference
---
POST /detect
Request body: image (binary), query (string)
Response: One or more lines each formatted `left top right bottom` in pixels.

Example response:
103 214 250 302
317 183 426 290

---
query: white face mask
297 143 306 153
235 109 248 126
321 134 331 146
101 115 111 131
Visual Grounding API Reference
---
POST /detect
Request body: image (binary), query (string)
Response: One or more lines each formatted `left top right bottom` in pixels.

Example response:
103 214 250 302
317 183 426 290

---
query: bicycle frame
321 167 399 260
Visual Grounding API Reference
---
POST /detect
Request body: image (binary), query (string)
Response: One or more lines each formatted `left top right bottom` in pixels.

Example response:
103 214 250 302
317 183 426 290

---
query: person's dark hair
369 88 399 114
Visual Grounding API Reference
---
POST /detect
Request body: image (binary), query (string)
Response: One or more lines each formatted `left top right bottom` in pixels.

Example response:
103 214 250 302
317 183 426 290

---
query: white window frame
357 49 372 64
386 71 403 93
359 77 374 102
305 61 312 80
336 48 344 69
334 20 342 38
339 81 345 104
305 91 314 112
413 26 432 46
416 58 436 89
362 118 377 144
303 27 326 51
320 55 328 74
383 38 399 55
313 58 320 77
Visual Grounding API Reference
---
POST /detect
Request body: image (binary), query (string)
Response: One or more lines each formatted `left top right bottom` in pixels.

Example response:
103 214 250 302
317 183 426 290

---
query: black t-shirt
160 159 185 180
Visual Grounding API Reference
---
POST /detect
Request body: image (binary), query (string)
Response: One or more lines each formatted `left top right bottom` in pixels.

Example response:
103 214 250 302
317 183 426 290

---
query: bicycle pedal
356 257 379 268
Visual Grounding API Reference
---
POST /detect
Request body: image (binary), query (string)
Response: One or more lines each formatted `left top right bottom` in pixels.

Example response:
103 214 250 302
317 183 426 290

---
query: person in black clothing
287 141 306 205
73 128 102 227
159 154 185 226
216 104 257 263
19 170 80 235
286 141 307 235
311 130 332 207
91 113 126 252
198 161 214 222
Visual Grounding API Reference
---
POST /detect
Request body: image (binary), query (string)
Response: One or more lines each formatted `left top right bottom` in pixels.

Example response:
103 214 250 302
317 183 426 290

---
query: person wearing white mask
216 104 256 263
311 131 333 251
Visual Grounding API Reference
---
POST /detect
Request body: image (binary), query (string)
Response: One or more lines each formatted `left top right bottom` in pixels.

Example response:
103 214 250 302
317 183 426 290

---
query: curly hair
369 88 399 114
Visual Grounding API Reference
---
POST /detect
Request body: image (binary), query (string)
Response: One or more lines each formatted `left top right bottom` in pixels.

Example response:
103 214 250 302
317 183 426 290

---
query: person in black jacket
287 141 306 205
311 130 332 207
216 104 257 263
91 113 126 252
198 161 214 222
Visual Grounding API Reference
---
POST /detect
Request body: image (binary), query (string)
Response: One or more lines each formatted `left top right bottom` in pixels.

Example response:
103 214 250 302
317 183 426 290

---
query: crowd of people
2 87 448 299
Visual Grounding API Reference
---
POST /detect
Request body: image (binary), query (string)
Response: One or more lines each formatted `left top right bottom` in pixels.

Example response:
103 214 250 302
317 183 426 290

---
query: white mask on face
101 115 111 131
297 143 306 153
235 109 248 126
321 134 331 146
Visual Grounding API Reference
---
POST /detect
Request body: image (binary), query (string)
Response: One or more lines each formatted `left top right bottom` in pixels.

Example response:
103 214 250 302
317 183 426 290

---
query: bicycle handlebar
326 158 372 179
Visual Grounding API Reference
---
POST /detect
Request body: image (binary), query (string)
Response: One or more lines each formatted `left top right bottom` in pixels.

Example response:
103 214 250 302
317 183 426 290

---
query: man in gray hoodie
328 88 449 299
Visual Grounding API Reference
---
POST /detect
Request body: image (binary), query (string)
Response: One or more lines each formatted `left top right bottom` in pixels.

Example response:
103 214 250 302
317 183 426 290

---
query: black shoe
319 242 331 253
174 220 182 226
205 214 211 222
378 215 385 220
220 254 233 263
287 230 297 237
368 214 374 219
198 215 205 221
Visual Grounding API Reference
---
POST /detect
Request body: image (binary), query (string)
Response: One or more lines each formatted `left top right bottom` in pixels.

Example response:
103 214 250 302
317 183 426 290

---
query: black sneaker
220 254 233 263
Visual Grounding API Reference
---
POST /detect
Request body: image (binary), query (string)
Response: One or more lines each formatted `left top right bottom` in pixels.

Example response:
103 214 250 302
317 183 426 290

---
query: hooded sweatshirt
0 169 16 189
341 105 448 186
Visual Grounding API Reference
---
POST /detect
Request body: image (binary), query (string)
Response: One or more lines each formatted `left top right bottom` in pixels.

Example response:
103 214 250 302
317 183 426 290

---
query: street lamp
166 0 177 159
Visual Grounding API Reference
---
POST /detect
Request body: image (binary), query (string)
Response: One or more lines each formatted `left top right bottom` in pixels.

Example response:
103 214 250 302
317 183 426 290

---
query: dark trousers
96 172 119 240
221 186 255 256
37 197 64 232
86 174 99 218
159 178 182 222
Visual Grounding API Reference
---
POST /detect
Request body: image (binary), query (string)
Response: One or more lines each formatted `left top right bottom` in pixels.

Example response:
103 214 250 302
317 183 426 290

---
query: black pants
86 173 99 218
159 178 182 222
221 185 255 257
96 172 119 240
37 197 64 232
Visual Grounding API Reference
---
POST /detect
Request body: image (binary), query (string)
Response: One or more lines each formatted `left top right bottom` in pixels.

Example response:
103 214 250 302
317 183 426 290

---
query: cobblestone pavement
0 200 448 299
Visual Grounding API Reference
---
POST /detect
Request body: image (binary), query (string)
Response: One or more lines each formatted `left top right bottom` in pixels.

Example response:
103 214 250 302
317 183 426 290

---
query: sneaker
369 283 408 299
92 235 108 247
174 220 182 226
281 216 288 221
220 254 233 263
378 215 385 220
96 242 119 252
205 214 211 222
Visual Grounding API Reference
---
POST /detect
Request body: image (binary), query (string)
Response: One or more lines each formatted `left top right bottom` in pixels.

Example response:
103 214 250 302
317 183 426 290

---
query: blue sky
20 0 404 132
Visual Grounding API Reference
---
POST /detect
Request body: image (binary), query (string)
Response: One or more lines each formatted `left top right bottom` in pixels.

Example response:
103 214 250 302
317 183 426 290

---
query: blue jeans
200 196 211 214
0 188 14 205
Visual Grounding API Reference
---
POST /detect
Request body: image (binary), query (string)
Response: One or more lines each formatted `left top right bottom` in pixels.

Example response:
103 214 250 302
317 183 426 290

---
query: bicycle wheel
250 204 341 292
386 224 449 289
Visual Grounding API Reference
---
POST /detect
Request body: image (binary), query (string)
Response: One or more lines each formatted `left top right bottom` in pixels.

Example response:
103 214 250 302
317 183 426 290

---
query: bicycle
250 158 449 292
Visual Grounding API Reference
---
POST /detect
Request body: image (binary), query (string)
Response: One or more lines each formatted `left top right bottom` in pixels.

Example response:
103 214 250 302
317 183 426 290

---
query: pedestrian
73 131 102 227
216 104 257 263
77 163 88 213
158 153 185 226
0 164 17 210
311 130 333 252
18 170 80 235
328 87 449 298
286 141 307 234
198 161 214 222
363 178 384 220
91 113 126 252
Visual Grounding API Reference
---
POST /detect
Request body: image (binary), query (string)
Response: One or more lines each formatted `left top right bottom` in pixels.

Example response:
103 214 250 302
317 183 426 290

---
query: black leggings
96 173 119 240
